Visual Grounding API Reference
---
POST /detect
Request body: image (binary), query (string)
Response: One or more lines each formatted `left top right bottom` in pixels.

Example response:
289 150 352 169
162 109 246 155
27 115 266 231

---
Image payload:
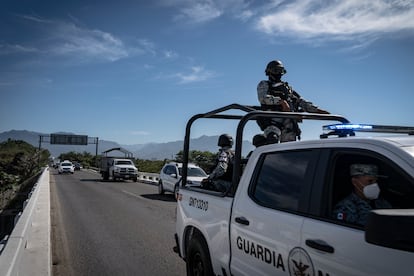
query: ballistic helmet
265 60 286 77
218 134 233 147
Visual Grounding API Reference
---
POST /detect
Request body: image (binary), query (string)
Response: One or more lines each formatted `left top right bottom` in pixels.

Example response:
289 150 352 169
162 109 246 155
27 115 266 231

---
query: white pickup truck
174 104 414 276
100 147 138 182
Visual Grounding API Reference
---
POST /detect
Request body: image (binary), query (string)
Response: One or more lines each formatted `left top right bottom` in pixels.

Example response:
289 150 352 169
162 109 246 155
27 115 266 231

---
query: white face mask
363 183 380 200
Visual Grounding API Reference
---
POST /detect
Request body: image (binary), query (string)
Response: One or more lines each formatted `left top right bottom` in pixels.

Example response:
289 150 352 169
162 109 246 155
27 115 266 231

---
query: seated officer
332 163 392 226
202 134 234 193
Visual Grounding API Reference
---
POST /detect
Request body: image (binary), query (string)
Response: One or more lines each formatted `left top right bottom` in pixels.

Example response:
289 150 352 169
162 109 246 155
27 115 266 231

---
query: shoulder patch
337 212 346 220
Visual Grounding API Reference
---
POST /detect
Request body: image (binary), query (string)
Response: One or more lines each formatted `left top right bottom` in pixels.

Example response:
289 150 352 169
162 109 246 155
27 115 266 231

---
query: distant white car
58 160 74 174
158 162 207 197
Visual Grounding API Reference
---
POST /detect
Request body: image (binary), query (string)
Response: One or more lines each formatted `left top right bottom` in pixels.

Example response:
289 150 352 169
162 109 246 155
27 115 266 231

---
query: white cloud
131 130 150 136
0 44 39 55
175 66 215 84
255 0 414 40
50 22 129 62
177 2 222 23
13 15 155 63
235 9 254 21
166 0 253 23
137 39 157 56
163 50 178 59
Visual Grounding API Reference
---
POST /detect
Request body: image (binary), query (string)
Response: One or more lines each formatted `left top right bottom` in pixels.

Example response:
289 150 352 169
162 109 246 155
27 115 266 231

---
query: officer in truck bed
257 60 329 143
202 134 234 193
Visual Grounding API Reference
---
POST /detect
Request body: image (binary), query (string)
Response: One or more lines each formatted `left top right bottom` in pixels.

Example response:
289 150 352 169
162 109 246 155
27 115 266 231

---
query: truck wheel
174 184 179 200
186 236 213 276
158 181 164 195
133 177 138 182
103 172 109 181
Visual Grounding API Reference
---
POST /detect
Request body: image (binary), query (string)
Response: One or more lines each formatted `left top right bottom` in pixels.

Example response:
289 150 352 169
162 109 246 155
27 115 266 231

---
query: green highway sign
50 134 88 145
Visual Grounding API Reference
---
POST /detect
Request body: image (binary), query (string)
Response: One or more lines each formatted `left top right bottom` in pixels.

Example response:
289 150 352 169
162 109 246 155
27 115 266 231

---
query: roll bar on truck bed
180 103 351 196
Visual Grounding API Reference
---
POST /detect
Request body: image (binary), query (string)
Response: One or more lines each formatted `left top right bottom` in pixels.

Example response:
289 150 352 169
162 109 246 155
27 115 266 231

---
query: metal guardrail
0 167 50 276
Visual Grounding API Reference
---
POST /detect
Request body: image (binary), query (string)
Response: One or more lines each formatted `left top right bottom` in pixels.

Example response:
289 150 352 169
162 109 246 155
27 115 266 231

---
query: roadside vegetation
56 150 217 174
0 139 49 210
0 141 218 209
175 150 216 173
58 151 97 169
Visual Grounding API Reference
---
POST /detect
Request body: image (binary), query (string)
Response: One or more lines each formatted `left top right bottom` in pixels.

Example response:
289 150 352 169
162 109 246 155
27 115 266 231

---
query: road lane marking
121 190 142 199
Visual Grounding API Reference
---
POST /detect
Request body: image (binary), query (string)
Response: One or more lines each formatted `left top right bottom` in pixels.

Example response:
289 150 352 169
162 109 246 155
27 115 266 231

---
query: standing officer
257 60 329 143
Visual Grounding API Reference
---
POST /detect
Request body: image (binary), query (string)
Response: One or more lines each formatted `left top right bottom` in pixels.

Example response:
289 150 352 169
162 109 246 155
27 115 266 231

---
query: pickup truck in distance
100 147 138 182
174 103 414 276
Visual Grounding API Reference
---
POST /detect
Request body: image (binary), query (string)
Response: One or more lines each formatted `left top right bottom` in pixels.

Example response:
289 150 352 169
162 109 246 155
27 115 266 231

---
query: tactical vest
216 149 234 182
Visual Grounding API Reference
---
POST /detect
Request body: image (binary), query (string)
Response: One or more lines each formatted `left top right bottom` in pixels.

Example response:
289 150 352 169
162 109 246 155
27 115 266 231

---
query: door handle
235 217 250 226
305 239 334 253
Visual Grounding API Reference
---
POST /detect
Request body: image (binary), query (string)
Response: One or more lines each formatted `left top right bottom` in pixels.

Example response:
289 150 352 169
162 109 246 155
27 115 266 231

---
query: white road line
121 190 142 199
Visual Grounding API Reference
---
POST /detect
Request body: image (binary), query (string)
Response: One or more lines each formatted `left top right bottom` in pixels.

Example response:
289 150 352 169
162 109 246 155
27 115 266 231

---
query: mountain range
0 130 254 160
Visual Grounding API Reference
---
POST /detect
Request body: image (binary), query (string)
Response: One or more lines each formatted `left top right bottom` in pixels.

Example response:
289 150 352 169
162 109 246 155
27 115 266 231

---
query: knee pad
264 125 281 138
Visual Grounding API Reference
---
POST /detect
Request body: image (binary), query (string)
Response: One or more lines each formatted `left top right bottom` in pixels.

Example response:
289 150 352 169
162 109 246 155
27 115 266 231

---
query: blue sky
1 0 413 145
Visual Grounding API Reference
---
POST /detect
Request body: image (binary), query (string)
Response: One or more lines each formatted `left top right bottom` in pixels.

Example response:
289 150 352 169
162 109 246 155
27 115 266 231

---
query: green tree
0 139 49 189
135 159 165 173
175 150 216 173
58 151 96 168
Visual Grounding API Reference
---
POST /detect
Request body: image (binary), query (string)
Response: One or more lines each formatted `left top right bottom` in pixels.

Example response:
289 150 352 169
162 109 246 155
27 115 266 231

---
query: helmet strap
269 73 282 82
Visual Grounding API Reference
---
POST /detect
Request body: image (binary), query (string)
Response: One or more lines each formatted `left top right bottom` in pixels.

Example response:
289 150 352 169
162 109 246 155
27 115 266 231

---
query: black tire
174 184 179 200
186 235 213 276
133 177 138 182
158 181 164 195
103 172 109 181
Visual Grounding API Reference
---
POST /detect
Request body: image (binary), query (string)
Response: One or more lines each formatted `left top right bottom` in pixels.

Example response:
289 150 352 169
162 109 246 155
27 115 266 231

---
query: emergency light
321 123 414 138
323 124 373 131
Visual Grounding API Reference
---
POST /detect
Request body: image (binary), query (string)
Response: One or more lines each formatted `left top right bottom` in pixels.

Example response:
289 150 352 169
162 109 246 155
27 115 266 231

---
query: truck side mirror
365 209 414 253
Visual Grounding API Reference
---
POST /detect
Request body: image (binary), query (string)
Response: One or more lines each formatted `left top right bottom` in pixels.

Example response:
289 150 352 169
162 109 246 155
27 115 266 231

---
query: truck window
328 151 414 226
116 160 133 165
249 150 317 212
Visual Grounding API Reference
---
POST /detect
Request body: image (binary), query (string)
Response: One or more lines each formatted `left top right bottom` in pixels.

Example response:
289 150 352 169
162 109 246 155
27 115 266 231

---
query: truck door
230 149 320 275
302 148 414 276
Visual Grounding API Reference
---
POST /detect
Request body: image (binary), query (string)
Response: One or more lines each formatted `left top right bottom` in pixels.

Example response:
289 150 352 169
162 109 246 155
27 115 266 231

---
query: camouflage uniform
257 79 326 143
256 60 330 144
207 147 234 193
332 192 392 226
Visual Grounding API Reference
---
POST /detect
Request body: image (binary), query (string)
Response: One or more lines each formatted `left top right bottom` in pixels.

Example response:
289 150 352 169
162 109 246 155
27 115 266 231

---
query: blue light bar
323 123 414 134
323 124 373 131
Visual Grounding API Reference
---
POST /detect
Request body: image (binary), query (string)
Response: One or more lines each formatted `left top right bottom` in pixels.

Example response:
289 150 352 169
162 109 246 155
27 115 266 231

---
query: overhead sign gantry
39 133 99 157
50 134 88 145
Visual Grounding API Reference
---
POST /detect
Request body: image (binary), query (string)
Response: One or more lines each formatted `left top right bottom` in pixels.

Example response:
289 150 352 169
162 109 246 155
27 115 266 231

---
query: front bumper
113 172 138 179
59 169 74 173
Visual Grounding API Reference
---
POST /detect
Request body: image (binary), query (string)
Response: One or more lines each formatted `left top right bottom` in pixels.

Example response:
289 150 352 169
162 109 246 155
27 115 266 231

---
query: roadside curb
0 168 50 276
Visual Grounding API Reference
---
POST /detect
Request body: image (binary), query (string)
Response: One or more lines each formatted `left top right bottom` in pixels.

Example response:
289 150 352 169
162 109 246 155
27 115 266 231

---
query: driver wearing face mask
332 164 392 226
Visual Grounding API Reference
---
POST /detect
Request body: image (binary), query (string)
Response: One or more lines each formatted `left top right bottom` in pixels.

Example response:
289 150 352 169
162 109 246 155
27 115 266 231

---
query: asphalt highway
50 168 186 276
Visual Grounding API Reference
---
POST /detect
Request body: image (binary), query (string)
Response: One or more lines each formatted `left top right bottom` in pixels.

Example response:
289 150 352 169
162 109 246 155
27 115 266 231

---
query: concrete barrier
138 172 160 184
89 167 159 185
0 168 50 276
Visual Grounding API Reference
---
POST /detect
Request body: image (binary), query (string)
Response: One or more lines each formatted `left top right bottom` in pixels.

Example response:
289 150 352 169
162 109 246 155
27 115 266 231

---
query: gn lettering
189 197 208 211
